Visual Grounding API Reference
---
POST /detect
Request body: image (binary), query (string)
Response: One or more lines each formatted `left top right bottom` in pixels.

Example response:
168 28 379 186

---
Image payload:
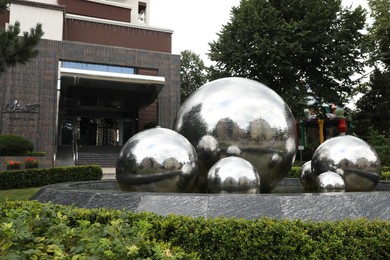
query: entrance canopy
60 65 165 106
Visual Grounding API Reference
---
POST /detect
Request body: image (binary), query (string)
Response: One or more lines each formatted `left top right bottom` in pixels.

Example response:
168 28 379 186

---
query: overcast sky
150 0 369 66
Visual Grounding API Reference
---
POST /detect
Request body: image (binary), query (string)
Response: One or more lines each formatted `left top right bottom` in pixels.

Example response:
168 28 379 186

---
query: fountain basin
31 179 390 221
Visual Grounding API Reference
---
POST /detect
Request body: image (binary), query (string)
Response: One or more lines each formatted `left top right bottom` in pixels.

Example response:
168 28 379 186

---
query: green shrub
0 134 34 156
382 171 390 181
375 146 390 167
151 215 390 259
0 201 197 259
0 165 102 189
287 166 301 178
0 201 389 259
24 151 45 157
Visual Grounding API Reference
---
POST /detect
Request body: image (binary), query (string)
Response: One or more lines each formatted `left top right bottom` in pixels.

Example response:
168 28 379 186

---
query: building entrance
57 61 164 162
77 118 135 146
58 82 138 148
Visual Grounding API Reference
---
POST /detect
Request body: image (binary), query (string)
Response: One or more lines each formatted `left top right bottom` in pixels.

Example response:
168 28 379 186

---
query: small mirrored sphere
116 127 199 192
207 157 260 194
316 171 345 192
300 160 317 190
312 135 381 191
173 77 297 192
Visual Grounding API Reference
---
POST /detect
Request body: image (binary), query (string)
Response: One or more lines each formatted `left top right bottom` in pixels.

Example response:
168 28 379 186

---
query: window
62 61 135 74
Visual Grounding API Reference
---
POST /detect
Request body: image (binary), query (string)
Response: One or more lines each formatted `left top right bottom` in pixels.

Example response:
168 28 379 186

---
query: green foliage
287 166 301 178
1 201 388 259
0 0 10 11
366 127 387 145
0 165 102 189
0 3 44 73
0 134 34 156
374 146 390 167
353 69 390 137
153 215 390 259
383 166 390 172
208 0 368 116
367 0 390 63
25 151 45 157
0 201 196 259
382 171 390 180
180 50 207 103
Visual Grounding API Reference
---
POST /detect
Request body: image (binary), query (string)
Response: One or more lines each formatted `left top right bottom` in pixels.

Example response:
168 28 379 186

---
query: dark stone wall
0 39 180 167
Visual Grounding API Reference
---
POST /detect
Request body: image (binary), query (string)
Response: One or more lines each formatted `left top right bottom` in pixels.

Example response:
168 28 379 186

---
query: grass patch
0 187 40 203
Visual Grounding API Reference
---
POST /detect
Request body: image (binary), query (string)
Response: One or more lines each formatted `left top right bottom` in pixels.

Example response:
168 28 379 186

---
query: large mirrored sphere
316 171 345 192
207 157 260 194
312 135 381 191
116 127 199 192
173 77 297 192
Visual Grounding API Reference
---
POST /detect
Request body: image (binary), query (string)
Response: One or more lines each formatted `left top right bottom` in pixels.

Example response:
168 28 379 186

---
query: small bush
0 201 197 259
23 157 39 169
0 134 34 156
4 160 22 171
374 146 390 167
25 151 45 157
382 171 390 181
0 165 103 189
287 166 301 178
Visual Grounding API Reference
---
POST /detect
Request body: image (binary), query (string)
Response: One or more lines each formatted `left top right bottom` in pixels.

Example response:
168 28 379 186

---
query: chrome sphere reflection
312 135 381 191
116 127 199 192
207 157 260 194
300 161 316 190
316 171 345 192
173 77 297 192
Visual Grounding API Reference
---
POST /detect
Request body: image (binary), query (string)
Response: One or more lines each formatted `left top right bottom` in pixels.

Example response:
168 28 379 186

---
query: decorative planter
24 157 39 169
5 160 22 170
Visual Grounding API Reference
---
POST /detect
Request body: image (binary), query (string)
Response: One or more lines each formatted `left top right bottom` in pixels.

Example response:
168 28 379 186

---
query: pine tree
0 1 44 73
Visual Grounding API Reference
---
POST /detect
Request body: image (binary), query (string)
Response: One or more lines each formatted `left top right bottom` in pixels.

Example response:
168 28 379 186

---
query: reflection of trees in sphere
116 128 199 192
300 160 316 190
173 77 297 193
207 157 260 194
311 135 381 191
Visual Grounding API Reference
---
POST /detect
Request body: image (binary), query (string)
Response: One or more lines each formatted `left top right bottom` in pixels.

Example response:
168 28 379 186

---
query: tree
0 0 44 73
367 0 390 64
353 68 390 137
351 0 390 138
208 0 368 117
180 50 207 103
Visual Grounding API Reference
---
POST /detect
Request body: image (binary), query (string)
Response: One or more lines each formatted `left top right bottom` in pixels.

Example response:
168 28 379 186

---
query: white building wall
9 3 64 41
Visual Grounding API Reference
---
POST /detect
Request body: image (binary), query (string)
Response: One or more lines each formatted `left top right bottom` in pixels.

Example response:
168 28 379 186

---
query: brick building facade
0 0 180 168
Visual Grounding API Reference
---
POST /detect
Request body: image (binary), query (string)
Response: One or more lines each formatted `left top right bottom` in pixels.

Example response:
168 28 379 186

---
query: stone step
75 146 122 167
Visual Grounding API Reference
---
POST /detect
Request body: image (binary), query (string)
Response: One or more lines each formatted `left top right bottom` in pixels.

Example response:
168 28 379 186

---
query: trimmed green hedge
0 134 33 156
0 165 102 189
1 201 389 259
